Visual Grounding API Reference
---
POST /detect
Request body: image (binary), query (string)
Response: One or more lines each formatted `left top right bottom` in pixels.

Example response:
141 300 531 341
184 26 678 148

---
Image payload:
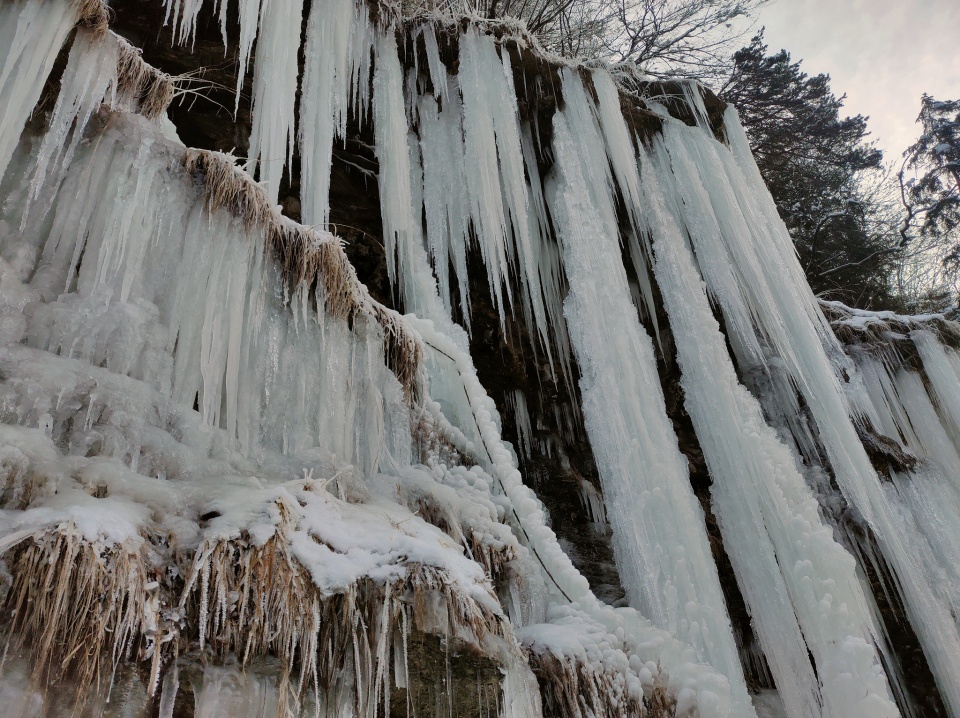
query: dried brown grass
2 527 156 705
525 649 676 718
183 149 423 400
412 413 475 468
72 0 109 37
412 496 514 585
114 33 175 120
1 515 510 714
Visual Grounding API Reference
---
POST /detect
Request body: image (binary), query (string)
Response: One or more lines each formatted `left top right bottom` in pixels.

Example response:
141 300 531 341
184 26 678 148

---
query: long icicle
545 67 756 717
652 105 960 713
640 141 897 718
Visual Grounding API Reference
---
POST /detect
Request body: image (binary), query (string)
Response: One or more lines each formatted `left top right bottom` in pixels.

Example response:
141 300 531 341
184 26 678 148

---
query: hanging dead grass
73 0 109 37
114 33 175 120
183 148 423 400
525 649 636 718
410 495 514 585
178 529 511 714
525 649 675 718
1 526 161 707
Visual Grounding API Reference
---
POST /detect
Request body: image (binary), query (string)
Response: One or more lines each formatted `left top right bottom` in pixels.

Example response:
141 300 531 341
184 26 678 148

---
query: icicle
492 44 550 354
418 79 473 330
506 389 532 460
373 28 415 290
454 27 550 348
680 81 713 134
641 149 897 718
520 123 572 384
545 67 754 717
158 662 179 718
233 0 267 112
299 0 359 227
245 0 304 205
419 24 449 107
164 0 207 48
0 0 80 185
457 28 512 321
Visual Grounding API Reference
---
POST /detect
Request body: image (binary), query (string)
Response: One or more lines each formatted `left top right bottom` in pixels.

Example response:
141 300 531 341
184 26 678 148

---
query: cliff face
107 0 729 616
2 2 960 718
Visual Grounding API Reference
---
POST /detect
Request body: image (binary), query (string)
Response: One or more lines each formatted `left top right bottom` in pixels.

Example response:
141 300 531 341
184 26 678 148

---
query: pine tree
901 95 960 271
720 33 898 308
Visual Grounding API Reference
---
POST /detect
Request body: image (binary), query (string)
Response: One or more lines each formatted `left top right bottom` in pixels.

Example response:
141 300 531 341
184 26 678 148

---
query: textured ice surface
642 148 896 718
545 68 754 717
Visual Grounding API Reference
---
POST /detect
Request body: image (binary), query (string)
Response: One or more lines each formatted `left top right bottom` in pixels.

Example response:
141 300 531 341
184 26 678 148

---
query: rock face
122 4 771 698
107 0 723 613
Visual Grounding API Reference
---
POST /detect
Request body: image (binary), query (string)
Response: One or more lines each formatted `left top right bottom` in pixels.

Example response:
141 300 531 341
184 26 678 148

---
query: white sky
745 0 959 163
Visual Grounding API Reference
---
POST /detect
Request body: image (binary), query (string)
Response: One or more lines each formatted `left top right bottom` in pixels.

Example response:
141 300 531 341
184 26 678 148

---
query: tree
720 33 899 308
900 95 960 275
463 0 767 79
600 0 769 81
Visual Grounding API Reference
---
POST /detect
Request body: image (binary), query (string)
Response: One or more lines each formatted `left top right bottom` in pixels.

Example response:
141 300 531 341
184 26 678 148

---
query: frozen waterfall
1 1 960 717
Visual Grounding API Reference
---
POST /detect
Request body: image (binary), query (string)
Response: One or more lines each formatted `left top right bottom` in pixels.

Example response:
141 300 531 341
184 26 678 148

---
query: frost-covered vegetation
2 1 960 717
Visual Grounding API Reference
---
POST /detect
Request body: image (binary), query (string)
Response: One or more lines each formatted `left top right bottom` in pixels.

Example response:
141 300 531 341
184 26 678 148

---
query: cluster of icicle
197 0 960 714
0 2 696 717
0 3 513 717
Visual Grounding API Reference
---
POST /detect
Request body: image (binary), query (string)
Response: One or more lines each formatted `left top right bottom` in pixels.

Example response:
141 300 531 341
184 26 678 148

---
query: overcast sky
744 0 959 163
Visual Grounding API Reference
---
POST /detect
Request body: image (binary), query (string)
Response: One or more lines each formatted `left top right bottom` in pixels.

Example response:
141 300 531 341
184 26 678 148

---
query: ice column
640 147 897 718
546 68 754 717
0 0 79 184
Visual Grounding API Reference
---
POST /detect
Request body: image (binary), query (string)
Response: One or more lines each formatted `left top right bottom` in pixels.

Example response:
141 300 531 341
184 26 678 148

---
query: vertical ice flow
545 67 755 718
652 106 960 713
640 143 897 718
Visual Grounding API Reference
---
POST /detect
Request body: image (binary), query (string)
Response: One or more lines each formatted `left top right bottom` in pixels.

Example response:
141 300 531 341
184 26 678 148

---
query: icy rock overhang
821 298 960 464
823 299 960 365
